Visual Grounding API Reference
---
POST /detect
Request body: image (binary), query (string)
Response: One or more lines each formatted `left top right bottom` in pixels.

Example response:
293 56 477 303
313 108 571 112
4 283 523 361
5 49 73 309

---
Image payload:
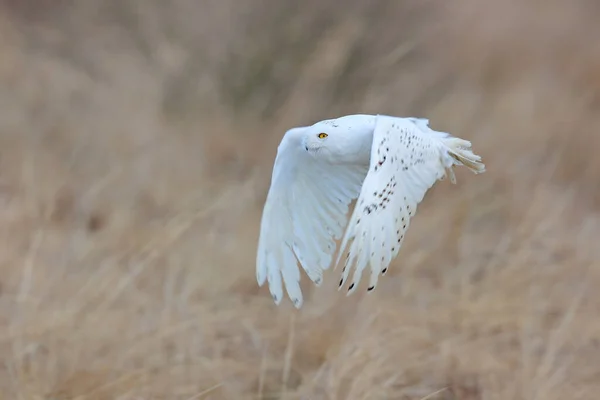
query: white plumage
256 114 485 308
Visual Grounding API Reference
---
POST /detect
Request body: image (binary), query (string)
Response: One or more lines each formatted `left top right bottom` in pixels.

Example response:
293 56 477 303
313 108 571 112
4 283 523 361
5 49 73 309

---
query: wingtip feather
442 137 486 175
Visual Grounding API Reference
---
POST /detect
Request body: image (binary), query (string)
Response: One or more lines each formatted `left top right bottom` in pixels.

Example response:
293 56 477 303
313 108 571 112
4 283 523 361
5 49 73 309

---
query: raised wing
256 128 367 308
336 115 485 294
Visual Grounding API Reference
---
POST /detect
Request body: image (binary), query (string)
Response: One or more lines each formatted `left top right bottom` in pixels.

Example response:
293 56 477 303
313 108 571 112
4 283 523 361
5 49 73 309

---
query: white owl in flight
256 114 485 308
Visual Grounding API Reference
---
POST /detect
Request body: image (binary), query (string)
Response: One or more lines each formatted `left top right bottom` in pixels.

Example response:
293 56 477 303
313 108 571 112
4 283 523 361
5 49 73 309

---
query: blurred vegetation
0 0 599 399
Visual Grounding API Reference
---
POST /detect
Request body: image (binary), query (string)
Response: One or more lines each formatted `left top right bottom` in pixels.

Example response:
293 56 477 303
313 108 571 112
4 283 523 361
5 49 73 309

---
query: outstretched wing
335 115 482 294
256 128 367 308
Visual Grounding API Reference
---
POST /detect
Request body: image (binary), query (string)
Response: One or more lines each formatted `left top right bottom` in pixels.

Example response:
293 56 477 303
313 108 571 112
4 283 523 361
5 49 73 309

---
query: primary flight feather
256 114 485 308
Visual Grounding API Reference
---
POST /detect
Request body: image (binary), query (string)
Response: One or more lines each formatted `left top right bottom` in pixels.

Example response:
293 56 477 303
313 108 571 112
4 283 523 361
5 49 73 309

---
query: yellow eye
317 133 328 139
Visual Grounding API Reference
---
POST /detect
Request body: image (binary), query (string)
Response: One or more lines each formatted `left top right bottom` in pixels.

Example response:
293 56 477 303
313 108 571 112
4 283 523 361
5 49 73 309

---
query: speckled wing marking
335 115 453 294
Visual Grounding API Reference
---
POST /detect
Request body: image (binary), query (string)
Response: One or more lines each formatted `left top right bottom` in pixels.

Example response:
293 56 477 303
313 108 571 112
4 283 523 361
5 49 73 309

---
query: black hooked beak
305 145 309 151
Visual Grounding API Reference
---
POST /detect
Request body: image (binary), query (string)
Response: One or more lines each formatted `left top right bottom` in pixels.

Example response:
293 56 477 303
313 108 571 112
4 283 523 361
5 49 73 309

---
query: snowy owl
256 114 485 308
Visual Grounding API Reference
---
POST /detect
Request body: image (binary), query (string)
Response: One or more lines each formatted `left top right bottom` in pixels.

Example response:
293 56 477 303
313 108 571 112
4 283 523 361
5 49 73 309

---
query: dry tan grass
0 0 599 399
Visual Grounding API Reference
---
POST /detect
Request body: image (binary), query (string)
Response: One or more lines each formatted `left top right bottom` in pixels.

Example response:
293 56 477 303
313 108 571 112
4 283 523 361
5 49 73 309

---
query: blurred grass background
0 0 599 399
